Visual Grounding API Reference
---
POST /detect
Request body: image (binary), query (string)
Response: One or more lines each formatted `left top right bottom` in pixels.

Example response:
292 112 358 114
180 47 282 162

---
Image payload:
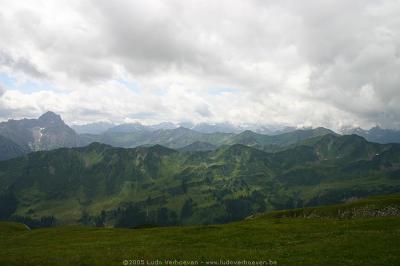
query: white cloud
0 83 5 96
0 0 400 130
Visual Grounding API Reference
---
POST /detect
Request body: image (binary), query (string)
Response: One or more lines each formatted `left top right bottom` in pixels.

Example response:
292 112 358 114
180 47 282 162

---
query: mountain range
73 121 296 135
75 120 400 147
1 112 400 227
71 122 115 135
342 126 400 144
1 133 399 227
0 113 326 161
78 126 335 152
3 112 400 161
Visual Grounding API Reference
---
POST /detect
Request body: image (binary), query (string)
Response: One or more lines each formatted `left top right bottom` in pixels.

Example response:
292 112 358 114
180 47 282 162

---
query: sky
0 0 400 130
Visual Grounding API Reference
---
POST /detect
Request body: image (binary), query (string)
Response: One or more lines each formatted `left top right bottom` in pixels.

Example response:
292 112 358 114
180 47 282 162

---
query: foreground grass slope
1 195 400 266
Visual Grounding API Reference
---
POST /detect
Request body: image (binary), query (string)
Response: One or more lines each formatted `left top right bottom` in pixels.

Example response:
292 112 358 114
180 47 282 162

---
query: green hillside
178 141 218 152
1 195 399 266
227 127 336 150
1 134 400 227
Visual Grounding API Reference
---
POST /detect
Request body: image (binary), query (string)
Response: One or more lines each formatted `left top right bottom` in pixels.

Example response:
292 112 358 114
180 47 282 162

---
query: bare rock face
0 111 79 153
30 112 79 151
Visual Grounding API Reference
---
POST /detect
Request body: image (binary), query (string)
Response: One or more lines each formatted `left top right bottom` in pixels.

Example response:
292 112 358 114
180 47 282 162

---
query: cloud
0 51 47 79
0 0 399 129
0 83 5 96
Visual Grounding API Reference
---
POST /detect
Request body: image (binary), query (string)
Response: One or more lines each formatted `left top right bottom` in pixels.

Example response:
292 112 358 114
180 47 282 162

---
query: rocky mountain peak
38 111 64 126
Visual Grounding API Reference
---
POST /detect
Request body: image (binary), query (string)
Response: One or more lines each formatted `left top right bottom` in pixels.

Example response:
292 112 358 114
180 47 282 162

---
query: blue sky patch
0 72 56 93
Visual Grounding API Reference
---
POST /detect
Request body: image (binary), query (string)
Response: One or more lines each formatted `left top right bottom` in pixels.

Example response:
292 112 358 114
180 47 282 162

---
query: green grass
266 193 400 219
1 195 400 266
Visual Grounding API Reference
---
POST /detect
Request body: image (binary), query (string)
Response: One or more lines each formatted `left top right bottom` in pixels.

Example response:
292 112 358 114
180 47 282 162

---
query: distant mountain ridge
78 126 336 153
0 111 341 162
0 112 341 161
0 112 79 156
72 122 115 135
75 121 296 135
5 111 400 163
342 126 400 144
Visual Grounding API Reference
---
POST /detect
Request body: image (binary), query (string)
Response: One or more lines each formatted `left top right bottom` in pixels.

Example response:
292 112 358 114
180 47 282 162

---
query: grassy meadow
1 194 400 266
